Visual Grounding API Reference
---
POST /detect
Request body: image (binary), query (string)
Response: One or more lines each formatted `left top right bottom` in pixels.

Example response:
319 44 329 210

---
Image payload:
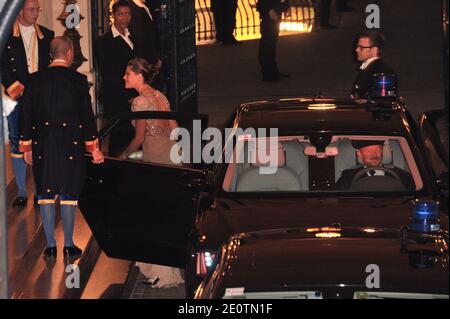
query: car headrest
356 141 393 165
250 141 286 168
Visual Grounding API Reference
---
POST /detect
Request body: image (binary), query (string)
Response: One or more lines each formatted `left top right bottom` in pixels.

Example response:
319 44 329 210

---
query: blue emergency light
371 74 397 98
411 200 440 233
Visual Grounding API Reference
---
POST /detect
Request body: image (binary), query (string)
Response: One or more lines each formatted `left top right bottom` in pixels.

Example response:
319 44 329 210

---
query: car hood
215 229 449 299
199 197 449 248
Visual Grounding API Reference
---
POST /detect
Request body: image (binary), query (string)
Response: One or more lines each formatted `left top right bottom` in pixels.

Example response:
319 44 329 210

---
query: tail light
196 251 216 276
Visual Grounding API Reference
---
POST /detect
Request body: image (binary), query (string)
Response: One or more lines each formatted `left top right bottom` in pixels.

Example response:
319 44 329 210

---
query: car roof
236 98 411 136
211 227 448 297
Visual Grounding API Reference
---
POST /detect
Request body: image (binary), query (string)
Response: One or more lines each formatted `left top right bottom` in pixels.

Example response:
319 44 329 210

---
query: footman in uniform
19 37 104 259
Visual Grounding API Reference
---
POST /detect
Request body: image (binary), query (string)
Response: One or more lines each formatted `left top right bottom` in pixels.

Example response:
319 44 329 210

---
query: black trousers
212 0 238 42
259 16 280 79
316 0 332 27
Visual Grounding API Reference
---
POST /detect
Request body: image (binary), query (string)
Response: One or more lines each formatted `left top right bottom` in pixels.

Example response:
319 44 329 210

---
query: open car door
79 112 208 268
418 109 449 214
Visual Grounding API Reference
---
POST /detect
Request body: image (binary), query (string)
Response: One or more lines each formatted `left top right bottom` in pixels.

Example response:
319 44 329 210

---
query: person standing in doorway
95 0 137 118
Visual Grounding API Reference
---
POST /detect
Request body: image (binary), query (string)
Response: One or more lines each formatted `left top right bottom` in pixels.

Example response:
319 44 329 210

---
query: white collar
18 23 35 33
360 56 380 70
133 0 153 20
133 0 146 8
111 25 131 39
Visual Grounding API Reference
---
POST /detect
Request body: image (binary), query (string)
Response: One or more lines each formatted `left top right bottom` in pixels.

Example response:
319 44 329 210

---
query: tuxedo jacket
128 0 159 64
1 23 54 99
335 166 415 191
94 31 137 116
351 59 396 99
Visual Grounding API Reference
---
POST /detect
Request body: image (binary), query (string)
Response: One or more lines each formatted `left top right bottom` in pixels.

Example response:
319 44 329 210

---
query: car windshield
222 135 423 193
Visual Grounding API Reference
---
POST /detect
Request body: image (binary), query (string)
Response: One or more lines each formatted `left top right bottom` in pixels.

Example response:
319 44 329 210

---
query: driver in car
335 140 415 191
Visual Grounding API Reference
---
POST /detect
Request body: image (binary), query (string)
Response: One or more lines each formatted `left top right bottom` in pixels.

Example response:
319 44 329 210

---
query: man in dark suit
128 0 160 64
336 141 415 191
211 0 240 45
257 0 290 82
95 0 137 118
351 31 397 99
20 37 104 259
1 0 54 208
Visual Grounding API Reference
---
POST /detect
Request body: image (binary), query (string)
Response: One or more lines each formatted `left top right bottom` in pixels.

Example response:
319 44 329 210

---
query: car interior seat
236 141 303 192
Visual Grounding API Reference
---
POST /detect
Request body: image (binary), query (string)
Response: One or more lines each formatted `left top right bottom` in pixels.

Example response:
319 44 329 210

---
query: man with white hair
1 0 54 208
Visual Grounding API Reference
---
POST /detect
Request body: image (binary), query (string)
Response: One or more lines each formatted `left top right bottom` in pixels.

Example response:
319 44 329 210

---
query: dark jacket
335 166 415 191
94 30 137 117
128 0 159 64
19 67 99 197
351 58 397 99
1 23 54 99
257 0 290 15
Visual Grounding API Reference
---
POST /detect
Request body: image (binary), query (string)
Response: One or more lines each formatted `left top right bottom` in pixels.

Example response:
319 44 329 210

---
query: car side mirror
178 171 209 192
436 172 449 191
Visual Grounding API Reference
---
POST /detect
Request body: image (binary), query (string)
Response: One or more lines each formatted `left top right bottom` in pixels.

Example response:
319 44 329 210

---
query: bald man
1 0 54 208
19 37 104 259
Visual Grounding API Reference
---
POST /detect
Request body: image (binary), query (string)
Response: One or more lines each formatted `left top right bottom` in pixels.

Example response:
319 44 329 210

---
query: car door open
79 111 208 268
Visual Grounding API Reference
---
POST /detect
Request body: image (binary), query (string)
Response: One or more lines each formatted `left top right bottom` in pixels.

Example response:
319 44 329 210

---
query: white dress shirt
19 23 39 73
360 56 379 70
111 25 134 50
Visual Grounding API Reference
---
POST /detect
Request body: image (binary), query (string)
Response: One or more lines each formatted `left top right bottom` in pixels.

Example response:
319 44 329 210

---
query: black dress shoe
12 196 27 207
63 245 82 258
44 247 57 258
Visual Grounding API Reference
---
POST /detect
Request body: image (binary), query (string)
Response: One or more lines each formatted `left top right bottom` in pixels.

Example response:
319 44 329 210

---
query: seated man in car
335 140 415 191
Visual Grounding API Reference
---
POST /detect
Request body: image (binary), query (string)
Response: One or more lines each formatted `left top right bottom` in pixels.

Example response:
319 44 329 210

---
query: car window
222 135 422 193
420 118 448 178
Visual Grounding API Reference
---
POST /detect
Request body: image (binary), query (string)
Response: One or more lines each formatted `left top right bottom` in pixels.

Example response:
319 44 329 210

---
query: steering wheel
350 167 406 191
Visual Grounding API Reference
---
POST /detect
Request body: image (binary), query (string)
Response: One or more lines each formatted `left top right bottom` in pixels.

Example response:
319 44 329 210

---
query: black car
79 98 449 296
194 226 449 299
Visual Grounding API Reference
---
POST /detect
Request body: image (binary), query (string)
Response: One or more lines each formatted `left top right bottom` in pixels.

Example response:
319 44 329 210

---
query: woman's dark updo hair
127 58 160 85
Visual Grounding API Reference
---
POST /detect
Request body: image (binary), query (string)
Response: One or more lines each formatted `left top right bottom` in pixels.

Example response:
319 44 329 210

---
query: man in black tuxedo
257 0 290 82
127 0 160 64
351 31 397 99
211 0 239 45
336 140 415 191
95 0 137 118
1 0 54 208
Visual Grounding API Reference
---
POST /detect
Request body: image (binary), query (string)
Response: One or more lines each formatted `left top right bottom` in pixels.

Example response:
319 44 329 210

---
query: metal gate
92 0 198 113
195 0 315 44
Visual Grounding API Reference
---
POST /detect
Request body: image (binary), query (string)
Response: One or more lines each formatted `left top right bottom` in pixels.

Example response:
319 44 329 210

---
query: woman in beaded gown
120 58 183 288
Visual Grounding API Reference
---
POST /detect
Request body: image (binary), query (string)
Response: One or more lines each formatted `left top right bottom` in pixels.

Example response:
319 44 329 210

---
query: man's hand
92 149 105 164
24 151 33 166
269 9 278 21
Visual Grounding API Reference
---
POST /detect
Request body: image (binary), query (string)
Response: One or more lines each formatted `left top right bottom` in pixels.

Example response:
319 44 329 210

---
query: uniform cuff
7 81 24 100
19 140 32 152
85 138 100 153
